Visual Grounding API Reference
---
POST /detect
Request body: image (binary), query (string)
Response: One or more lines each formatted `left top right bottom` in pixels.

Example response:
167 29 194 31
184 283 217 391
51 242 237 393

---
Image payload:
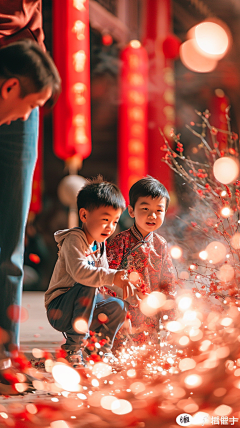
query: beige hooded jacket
45 228 117 309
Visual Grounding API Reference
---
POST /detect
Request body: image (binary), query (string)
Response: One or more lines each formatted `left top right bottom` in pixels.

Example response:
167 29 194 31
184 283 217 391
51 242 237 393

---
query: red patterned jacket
106 224 176 348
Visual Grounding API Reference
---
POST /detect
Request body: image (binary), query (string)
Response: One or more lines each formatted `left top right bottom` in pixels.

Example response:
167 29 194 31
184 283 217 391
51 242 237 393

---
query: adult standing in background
0 1 61 394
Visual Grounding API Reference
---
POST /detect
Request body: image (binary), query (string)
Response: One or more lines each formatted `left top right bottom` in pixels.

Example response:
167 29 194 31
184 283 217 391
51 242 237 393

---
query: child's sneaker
65 350 86 368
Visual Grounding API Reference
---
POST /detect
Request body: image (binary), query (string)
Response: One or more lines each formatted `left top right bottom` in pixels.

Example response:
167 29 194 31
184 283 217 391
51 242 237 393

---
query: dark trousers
47 283 128 352
0 110 39 357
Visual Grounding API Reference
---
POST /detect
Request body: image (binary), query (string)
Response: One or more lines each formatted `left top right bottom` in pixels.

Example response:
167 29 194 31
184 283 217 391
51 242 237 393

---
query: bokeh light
179 358 196 372
213 157 239 184
129 271 140 283
170 245 183 259
184 374 202 388
129 40 141 49
140 292 166 316
179 39 217 73
101 396 118 410
231 233 240 249
92 362 112 378
205 241 226 264
32 348 44 359
199 250 208 260
73 318 88 333
111 399 132 415
218 264 234 282
221 207 232 218
178 296 192 311
194 21 229 59
50 422 70 428
166 321 183 332
52 363 80 391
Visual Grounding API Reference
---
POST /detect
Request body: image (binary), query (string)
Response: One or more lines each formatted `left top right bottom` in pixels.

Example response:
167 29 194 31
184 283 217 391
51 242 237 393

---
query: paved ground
20 291 63 357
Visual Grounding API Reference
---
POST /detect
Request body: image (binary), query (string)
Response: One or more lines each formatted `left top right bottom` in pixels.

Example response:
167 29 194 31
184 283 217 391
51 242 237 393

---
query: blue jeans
47 284 128 352
0 109 39 357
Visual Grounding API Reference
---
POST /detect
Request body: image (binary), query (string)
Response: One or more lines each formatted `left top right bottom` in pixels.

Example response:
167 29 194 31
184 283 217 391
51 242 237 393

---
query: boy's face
128 196 166 238
79 206 122 244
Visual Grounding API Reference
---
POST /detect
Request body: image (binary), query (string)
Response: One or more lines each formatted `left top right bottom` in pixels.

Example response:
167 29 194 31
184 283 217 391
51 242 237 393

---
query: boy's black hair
77 176 126 213
129 176 170 210
0 39 61 107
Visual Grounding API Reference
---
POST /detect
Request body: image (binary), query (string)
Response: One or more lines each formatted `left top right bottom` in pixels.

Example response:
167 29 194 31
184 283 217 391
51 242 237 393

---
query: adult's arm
0 0 45 49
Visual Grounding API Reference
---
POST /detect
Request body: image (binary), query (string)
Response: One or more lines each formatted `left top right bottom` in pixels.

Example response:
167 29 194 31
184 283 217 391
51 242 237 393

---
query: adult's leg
90 293 128 351
47 284 98 351
0 109 39 357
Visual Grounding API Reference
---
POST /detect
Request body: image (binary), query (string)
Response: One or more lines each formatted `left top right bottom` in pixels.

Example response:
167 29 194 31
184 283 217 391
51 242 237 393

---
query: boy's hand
113 270 135 300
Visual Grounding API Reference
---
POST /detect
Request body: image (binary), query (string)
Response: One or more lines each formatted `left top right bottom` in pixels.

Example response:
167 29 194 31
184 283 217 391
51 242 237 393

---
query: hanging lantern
162 34 181 59
53 0 91 162
118 40 148 203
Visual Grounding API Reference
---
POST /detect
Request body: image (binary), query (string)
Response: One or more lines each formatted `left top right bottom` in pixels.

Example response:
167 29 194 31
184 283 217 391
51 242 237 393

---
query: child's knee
115 298 128 321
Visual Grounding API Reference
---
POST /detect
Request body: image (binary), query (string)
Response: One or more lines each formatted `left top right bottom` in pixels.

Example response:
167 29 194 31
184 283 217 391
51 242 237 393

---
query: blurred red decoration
162 34 181 59
29 253 41 264
102 33 113 46
29 110 43 215
53 0 91 161
118 41 148 203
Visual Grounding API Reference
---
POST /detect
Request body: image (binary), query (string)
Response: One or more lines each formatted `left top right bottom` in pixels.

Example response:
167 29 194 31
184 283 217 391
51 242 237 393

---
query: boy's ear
128 205 135 218
79 208 87 223
1 78 20 99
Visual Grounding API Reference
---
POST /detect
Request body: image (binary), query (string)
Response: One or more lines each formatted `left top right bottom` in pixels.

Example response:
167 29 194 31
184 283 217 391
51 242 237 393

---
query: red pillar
143 0 176 207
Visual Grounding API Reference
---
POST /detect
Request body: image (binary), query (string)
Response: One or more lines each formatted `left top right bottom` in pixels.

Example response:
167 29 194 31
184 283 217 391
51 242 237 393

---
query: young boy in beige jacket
45 177 138 366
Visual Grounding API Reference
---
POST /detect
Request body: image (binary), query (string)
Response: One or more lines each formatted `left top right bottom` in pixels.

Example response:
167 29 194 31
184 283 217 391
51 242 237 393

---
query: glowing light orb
52 363 80 391
199 340 211 352
205 241 226 264
111 399 132 415
194 21 229 59
127 369 136 378
166 321 183 332
221 207 232 218
146 292 166 309
220 317 233 327
97 313 108 323
213 405 232 416
231 233 240 249
130 381 145 394
213 157 239 184
170 246 182 259
179 358 196 372
73 318 88 333
26 404 38 415
140 292 166 316
92 362 112 378
101 396 118 410
129 271 140 283
50 422 70 428
129 40 141 49
218 264 234 282
179 336 190 346
180 39 217 73
184 374 202 388
189 329 203 341
178 296 192 311
199 250 208 260
32 348 44 359
45 359 54 374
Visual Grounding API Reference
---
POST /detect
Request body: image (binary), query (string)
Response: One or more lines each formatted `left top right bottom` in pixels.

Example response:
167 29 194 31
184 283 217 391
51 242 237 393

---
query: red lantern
53 0 91 161
118 41 148 203
162 34 181 59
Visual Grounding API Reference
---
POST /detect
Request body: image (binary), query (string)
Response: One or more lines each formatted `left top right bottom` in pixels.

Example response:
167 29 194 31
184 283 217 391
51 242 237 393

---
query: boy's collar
130 223 152 242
